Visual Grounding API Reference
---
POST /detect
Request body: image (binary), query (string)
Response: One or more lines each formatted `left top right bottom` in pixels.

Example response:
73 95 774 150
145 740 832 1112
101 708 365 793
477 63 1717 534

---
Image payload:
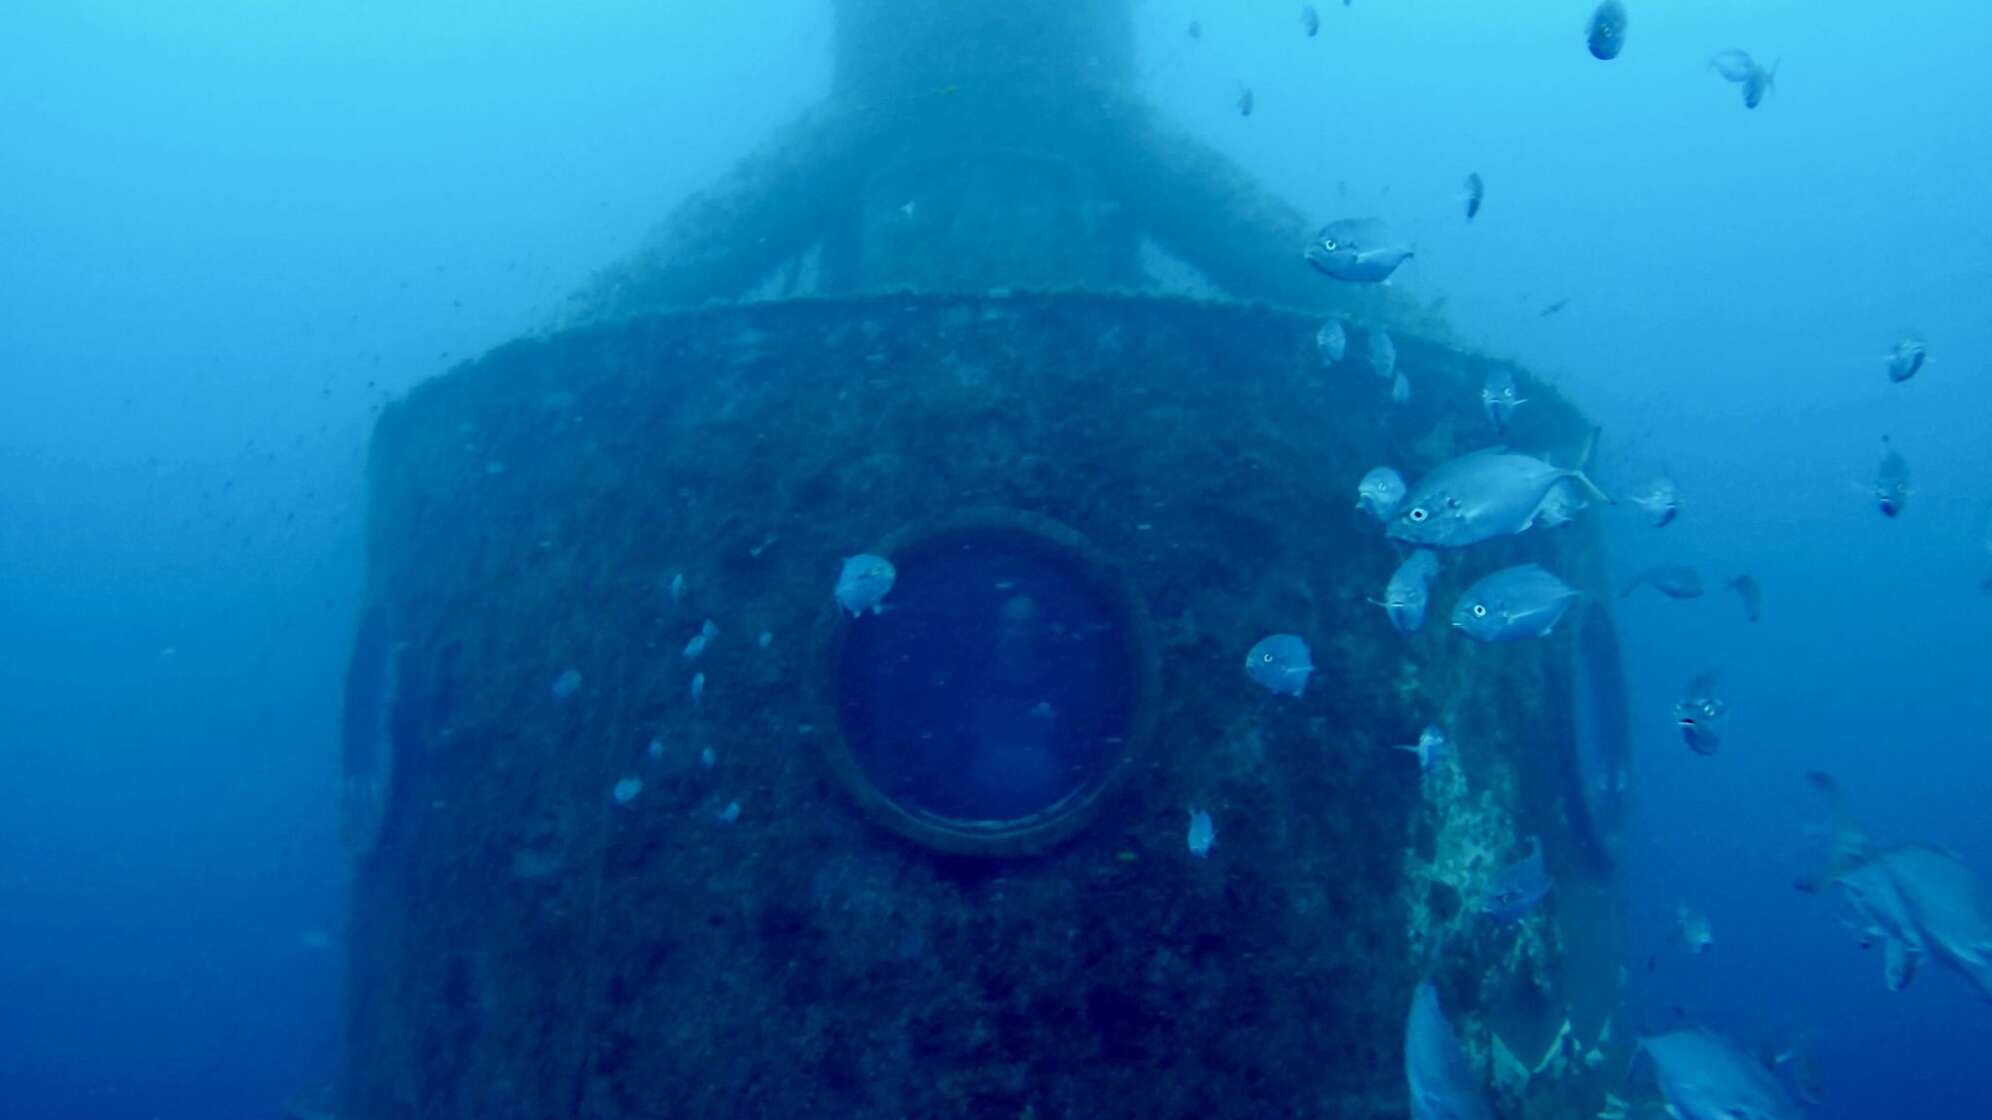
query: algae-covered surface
346 292 1626 1119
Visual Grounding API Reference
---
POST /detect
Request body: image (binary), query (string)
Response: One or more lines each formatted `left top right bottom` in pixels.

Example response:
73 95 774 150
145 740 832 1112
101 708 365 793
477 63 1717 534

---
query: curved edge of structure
557 101 868 327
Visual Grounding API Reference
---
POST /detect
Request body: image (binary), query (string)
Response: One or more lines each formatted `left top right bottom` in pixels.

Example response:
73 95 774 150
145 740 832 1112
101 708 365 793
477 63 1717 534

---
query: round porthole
822 511 1156 856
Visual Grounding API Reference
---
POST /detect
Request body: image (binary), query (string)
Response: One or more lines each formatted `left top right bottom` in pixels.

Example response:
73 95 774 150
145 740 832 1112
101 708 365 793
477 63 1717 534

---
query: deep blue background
2 2 1986 1117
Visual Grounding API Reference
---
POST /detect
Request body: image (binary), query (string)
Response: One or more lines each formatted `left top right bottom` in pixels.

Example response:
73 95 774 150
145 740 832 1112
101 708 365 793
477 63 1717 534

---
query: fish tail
1565 468 1613 505
1548 428 1612 503
1549 424 1601 470
1797 771 1871 890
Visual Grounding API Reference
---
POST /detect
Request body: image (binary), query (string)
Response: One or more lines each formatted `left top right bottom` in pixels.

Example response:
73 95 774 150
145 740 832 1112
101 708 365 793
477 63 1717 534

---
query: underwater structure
339 2 1634 1117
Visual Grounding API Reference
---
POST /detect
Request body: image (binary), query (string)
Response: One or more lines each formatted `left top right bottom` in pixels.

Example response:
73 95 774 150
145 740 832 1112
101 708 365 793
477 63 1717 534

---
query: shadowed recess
1569 602 1631 866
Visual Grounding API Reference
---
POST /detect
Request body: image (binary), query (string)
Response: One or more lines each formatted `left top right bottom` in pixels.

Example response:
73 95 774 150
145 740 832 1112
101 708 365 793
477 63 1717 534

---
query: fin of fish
1804 771 1875 876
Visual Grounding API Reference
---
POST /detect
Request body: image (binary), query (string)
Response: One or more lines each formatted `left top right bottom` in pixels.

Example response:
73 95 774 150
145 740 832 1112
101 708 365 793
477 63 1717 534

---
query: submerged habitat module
337 2 1633 1118
341 295 1632 1119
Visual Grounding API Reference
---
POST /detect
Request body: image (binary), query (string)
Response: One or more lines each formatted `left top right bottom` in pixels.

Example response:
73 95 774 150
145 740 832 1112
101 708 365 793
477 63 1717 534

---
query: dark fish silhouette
1463 172 1483 221
1623 563 1704 600
1711 50 1758 81
1538 298 1570 317
1725 574 1762 622
1886 336 1926 383
1873 436 1910 518
1587 0 1628 60
1301 4 1319 37
1712 49 1778 109
1741 61 1778 109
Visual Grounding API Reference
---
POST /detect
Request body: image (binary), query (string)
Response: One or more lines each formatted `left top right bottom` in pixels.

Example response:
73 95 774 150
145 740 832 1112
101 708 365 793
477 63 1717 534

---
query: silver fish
1356 466 1408 521
1534 479 1588 529
1245 633 1313 697
1388 445 1609 548
1710 49 1758 81
1672 671 1726 756
1392 724 1447 772
835 553 897 615
1316 318 1348 365
1375 549 1440 632
1873 437 1910 518
1405 981 1495 1120
1642 1030 1802 1120
1622 563 1703 600
1480 367 1525 434
1629 475 1680 526
1305 219 1415 283
1483 838 1553 920
1187 807 1216 857
1462 172 1483 221
1301 4 1320 36
1886 336 1926 383
1390 371 1411 404
1586 0 1627 61
1798 771 1992 1000
1675 903 1714 954
1369 328 1397 379
682 619 719 660
1452 564 1581 641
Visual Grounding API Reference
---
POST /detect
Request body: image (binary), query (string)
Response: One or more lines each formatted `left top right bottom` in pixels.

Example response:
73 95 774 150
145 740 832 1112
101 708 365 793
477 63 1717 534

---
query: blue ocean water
1 2 1986 1117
